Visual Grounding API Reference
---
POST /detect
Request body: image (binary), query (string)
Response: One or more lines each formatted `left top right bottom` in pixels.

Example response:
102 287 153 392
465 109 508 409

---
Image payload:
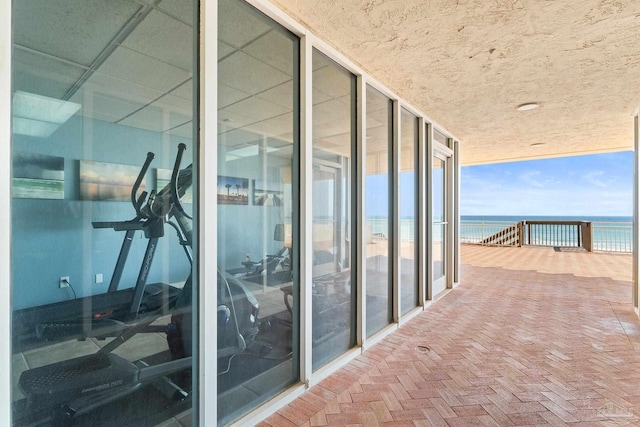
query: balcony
261 245 639 426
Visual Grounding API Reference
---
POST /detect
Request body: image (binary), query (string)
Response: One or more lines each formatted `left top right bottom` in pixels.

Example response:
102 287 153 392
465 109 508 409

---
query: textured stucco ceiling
270 0 640 165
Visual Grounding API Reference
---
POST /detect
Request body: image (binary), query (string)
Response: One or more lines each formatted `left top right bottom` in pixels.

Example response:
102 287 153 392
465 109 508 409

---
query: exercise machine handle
132 152 155 218
171 143 191 219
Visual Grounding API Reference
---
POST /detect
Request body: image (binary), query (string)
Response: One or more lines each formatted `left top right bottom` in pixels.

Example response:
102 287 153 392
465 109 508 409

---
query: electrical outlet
95 273 103 284
59 276 70 288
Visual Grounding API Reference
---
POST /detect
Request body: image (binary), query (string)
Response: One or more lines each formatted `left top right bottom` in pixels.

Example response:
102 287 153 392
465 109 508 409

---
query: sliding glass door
432 154 447 296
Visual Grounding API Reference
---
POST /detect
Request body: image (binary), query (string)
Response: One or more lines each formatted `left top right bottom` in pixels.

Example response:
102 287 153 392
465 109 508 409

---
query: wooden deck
260 245 640 426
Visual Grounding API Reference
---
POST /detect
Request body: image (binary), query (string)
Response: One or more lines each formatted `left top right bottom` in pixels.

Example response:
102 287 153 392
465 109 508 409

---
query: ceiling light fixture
517 102 539 111
12 91 81 138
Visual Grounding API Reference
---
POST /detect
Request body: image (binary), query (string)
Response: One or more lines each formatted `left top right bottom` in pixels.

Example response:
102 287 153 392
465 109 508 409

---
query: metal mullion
633 108 640 314
1 0 11 424
417 117 427 306
392 100 401 323
356 75 367 347
199 0 217 424
425 121 434 301
453 140 461 285
300 34 313 385
446 138 455 289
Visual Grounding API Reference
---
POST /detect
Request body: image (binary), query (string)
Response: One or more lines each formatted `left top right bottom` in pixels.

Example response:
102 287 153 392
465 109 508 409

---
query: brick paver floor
261 246 640 426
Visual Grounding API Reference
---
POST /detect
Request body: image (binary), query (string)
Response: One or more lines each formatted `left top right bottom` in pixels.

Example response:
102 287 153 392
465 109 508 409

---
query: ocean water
461 215 633 252
365 216 633 252
461 215 632 224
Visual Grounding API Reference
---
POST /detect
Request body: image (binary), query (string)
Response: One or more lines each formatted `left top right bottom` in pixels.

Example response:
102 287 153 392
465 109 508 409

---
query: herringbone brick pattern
260 246 640 426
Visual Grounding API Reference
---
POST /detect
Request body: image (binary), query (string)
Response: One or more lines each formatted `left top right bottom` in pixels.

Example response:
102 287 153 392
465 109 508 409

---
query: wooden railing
523 220 592 251
460 221 522 246
462 220 595 251
480 223 522 246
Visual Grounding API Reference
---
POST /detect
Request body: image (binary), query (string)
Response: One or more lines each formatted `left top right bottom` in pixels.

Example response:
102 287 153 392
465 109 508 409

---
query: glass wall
400 109 419 314
365 85 393 337
11 0 197 425
217 0 299 423
311 50 356 370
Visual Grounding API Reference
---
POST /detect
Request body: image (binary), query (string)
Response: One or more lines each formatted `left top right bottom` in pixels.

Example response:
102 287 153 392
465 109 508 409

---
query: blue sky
461 151 634 217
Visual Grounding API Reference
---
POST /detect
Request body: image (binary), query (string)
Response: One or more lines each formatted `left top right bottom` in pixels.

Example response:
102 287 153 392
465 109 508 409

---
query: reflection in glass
433 157 446 283
400 109 418 314
434 129 449 147
312 50 355 370
217 0 299 423
365 86 392 337
11 0 197 425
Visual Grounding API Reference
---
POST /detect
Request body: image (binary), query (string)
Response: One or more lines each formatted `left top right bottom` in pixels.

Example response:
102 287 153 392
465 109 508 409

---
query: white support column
199 0 217 423
425 122 434 301
1 0 11 423
417 118 427 305
392 101 401 322
634 111 639 316
300 34 313 384
453 140 461 286
356 76 367 346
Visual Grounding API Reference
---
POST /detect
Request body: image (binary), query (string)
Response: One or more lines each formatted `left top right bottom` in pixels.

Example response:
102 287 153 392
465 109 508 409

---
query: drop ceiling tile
219 127 263 147
122 10 193 71
314 135 351 157
12 49 86 100
154 92 193 116
366 136 389 153
256 82 295 109
119 93 192 132
243 31 295 76
219 51 290 95
313 65 353 100
224 97 290 123
219 83 251 109
170 79 194 100
366 109 389 130
157 0 194 25
219 0 271 48
219 41 236 60
78 71 163 108
312 85 333 105
218 109 257 129
313 98 352 139
244 113 294 141
312 53 329 71
165 121 194 139
69 91 148 123
165 121 193 139
13 0 141 67
97 46 191 93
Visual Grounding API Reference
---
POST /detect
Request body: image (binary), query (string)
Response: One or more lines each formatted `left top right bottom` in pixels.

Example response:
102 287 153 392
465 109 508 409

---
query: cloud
518 170 549 188
583 170 613 189
461 152 633 217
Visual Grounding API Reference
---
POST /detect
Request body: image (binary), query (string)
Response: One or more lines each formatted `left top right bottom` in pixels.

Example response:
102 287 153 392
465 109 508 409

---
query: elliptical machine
13 145 196 425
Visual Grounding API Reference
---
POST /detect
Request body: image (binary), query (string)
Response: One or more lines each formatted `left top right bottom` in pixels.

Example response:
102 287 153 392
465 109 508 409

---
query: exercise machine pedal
19 353 139 413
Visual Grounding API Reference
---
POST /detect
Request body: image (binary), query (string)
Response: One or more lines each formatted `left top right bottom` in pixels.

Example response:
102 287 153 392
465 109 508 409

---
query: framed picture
253 179 284 206
157 168 193 204
80 160 144 201
218 175 249 205
12 152 65 199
